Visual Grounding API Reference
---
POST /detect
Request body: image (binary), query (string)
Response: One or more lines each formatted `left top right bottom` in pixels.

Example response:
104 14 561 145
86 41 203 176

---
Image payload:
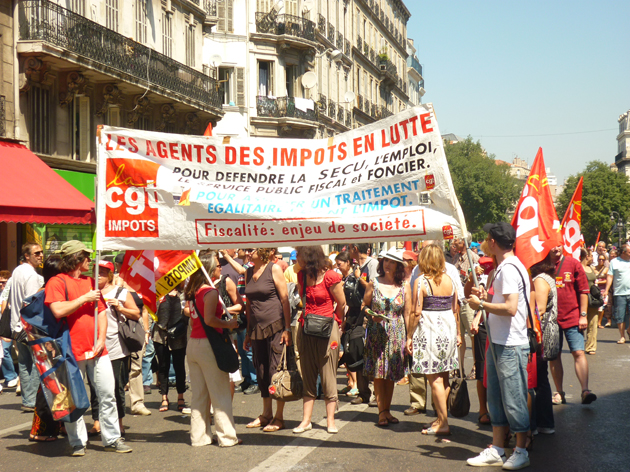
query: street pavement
1 326 629 472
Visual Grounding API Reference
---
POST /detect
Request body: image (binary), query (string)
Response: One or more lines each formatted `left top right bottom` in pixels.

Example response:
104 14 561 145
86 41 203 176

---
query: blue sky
406 0 630 184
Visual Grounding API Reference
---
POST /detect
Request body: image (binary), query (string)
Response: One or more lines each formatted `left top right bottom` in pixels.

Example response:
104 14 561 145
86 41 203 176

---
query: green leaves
556 161 630 245
445 138 521 235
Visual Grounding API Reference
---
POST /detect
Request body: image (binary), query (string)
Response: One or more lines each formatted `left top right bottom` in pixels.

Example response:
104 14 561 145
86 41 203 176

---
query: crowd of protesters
1 224 617 469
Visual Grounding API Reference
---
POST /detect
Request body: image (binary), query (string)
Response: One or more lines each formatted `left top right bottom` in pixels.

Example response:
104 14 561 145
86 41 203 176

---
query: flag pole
94 127 101 353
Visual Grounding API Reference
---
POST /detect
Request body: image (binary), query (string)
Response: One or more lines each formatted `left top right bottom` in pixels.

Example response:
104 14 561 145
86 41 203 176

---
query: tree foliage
556 161 630 246
445 138 521 237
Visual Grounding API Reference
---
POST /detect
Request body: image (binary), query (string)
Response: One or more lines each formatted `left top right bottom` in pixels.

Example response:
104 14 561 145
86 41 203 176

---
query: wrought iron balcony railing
375 3 380 17
380 58 398 77
318 94 327 114
344 39 350 56
370 101 377 119
345 113 351 127
318 14 326 34
204 0 216 15
0 95 5 137
357 94 364 111
255 12 315 42
380 105 393 118
327 23 335 43
363 41 369 55
357 35 362 52
256 96 318 122
336 32 343 52
337 106 344 123
410 56 422 76
19 0 222 112
328 99 336 119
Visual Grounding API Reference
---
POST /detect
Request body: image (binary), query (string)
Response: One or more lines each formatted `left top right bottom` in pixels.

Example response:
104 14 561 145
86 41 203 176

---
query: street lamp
610 211 624 249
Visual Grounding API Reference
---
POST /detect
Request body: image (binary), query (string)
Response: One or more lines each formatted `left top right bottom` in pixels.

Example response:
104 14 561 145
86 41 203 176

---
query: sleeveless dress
363 278 407 381
410 275 459 374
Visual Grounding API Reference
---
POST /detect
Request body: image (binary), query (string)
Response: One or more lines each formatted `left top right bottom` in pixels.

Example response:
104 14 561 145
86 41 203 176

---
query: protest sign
96 104 467 250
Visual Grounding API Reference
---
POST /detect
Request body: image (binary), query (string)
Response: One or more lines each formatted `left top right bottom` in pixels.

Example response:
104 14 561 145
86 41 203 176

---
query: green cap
58 240 93 257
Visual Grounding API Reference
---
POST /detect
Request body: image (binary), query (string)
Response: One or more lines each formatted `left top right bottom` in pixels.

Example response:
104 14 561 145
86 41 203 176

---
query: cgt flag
511 148 562 268
560 176 584 260
119 250 201 315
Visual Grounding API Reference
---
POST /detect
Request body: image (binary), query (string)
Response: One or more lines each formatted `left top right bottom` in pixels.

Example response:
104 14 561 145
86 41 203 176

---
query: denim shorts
558 325 585 353
613 295 630 326
486 343 530 433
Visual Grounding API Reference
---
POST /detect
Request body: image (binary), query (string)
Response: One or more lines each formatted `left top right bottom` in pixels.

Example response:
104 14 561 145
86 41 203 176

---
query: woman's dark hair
184 251 218 301
43 254 62 284
59 251 90 274
579 247 591 262
530 252 555 278
297 246 328 280
335 251 350 263
377 258 406 287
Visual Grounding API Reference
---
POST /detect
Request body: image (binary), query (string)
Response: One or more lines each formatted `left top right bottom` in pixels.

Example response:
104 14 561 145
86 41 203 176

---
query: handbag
588 284 604 308
167 318 188 340
0 301 11 339
339 324 365 372
301 272 333 338
269 344 303 402
448 365 470 418
112 287 146 353
192 297 239 374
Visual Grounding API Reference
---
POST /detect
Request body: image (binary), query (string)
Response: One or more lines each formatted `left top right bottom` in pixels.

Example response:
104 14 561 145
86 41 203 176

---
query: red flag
560 176 584 260
511 148 562 268
119 250 157 314
203 122 213 137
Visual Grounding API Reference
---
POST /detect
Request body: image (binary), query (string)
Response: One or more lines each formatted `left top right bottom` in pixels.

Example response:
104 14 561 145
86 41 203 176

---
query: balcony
0 95 5 137
357 94 364 112
336 32 344 52
344 39 350 56
18 0 222 114
255 12 316 42
616 152 627 163
379 58 398 85
328 99 336 119
357 35 362 52
337 106 344 123
318 94 327 114
318 14 326 34
256 96 317 123
203 0 218 25
327 23 335 43
380 105 393 118
345 113 352 128
410 56 422 77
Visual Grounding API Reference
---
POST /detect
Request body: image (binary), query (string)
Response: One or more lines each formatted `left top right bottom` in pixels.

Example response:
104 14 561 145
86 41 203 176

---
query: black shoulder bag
191 296 239 373
301 271 333 339
112 287 146 353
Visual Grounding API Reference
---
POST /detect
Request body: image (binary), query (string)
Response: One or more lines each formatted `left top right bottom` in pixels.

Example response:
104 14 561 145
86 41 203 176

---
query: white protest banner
96 104 467 250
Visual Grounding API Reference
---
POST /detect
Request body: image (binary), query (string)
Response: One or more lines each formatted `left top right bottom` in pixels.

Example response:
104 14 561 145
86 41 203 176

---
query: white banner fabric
96 104 467 250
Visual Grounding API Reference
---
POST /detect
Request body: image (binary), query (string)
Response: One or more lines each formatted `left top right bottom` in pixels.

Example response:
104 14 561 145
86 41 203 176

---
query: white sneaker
467 447 507 467
6 378 18 388
503 450 530 470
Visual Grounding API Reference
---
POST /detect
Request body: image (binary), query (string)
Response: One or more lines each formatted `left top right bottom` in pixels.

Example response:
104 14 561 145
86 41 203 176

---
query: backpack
343 274 363 308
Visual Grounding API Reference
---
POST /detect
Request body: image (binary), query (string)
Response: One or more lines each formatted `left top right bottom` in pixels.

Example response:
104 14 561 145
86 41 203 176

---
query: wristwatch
479 301 484 312
580 311 587 317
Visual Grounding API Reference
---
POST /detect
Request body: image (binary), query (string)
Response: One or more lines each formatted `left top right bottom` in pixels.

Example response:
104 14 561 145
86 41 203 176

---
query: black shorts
473 323 487 381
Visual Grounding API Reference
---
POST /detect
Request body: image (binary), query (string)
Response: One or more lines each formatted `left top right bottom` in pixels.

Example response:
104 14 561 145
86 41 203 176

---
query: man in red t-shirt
45 241 132 456
548 244 596 405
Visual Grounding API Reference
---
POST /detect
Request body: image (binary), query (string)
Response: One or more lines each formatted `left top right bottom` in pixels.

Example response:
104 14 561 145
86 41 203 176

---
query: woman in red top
293 246 346 435
184 252 240 448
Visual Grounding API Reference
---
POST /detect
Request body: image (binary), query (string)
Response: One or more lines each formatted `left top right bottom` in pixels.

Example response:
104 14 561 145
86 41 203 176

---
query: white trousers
65 355 121 448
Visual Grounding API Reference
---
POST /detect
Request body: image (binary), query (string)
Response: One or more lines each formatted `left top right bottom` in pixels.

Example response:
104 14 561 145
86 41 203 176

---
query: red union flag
560 176 584 260
511 148 562 268
119 250 157 314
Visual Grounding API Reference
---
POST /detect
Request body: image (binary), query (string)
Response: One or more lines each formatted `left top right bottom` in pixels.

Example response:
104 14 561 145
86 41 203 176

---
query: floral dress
410 275 459 375
363 278 407 381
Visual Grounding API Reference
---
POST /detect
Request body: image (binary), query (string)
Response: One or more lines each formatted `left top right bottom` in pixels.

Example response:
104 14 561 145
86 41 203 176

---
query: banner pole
94 126 101 353
198 258 229 316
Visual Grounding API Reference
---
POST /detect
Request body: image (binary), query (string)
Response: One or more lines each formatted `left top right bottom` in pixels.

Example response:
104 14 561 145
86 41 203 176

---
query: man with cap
10 242 44 411
467 223 531 470
45 241 132 456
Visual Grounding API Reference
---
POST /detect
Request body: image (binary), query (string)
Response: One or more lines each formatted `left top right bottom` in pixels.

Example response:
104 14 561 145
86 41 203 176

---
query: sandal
617 338 626 344
581 390 597 404
377 410 390 427
262 418 285 432
421 427 451 436
246 415 271 429
159 400 170 412
478 412 491 425
525 432 534 452
87 428 101 437
552 391 566 405
29 435 57 442
177 399 187 412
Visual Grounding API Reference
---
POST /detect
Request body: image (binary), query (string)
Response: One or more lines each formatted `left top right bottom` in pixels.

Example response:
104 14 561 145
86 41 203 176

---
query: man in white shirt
10 243 44 411
467 222 531 470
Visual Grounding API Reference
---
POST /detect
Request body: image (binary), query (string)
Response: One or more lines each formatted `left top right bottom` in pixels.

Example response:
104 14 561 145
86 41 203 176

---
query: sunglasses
32 251 43 256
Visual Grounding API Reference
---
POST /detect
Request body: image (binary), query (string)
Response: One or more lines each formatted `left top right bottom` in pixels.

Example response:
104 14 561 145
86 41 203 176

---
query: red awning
0 141 95 224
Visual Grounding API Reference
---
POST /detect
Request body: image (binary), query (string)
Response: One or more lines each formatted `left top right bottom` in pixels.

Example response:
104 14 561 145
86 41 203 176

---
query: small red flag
560 176 584 260
203 122 213 137
511 148 562 268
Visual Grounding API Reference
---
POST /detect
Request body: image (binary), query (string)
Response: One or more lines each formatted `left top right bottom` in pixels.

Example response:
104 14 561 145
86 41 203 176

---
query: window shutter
227 0 233 32
268 62 274 96
79 96 91 162
217 0 226 32
236 67 245 106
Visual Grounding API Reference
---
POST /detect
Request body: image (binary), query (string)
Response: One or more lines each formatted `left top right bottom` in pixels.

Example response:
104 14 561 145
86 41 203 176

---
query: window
162 12 172 58
135 115 152 131
70 0 84 15
135 0 147 44
72 96 90 162
28 84 51 154
285 0 298 16
185 25 195 67
257 0 272 12
285 65 298 97
106 0 118 31
219 68 233 105
217 0 234 33
258 61 274 96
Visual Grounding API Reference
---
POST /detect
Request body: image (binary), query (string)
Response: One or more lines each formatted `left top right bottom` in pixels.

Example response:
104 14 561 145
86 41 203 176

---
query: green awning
54 169 96 201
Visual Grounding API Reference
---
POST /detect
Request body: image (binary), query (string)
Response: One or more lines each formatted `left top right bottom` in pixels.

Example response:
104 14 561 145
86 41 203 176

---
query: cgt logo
105 158 161 237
